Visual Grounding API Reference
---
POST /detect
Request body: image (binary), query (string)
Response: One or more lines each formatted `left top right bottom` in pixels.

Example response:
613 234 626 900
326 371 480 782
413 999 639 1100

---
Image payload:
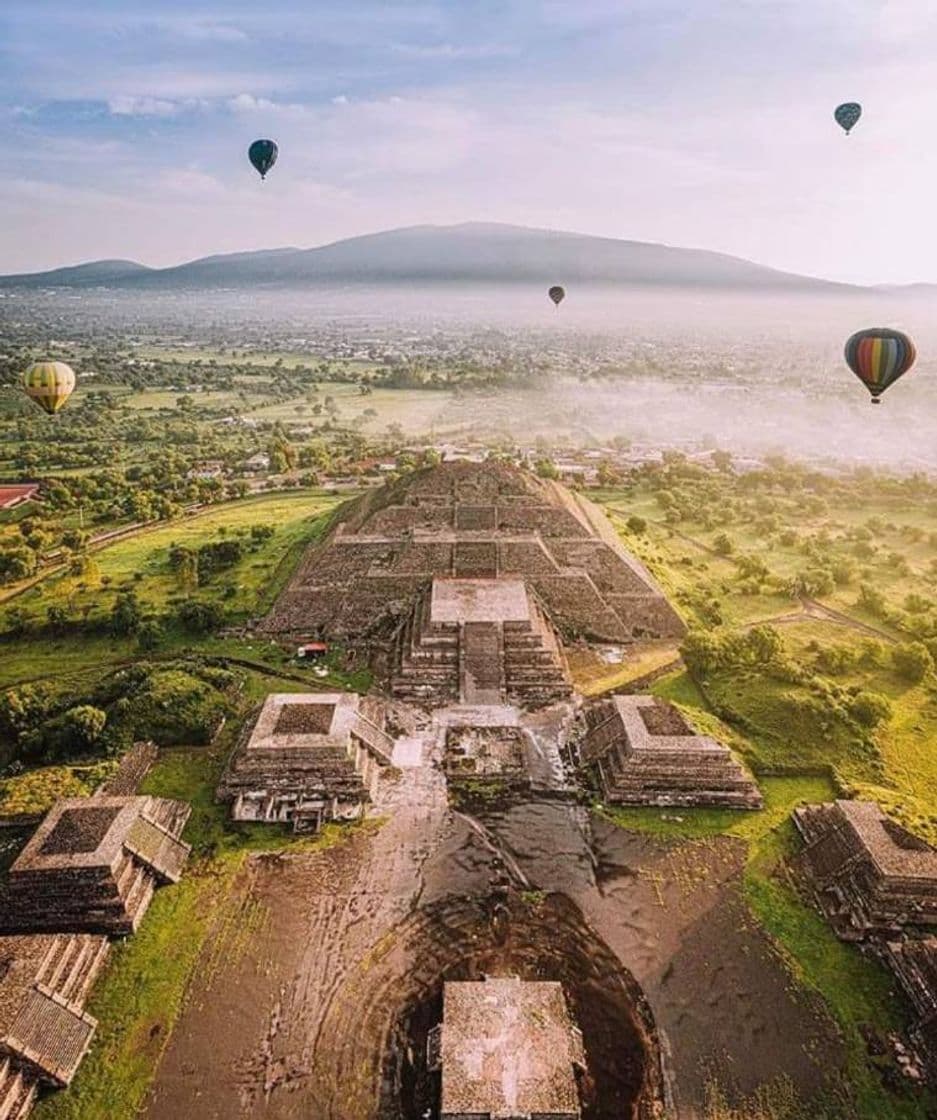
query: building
428 977 585 1120
793 801 937 940
242 453 271 473
885 939 937 1082
0 485 40 512
0 933 109 1115
0 796 191 937
393 578 571 707
576 695 762 809
218 692 394 832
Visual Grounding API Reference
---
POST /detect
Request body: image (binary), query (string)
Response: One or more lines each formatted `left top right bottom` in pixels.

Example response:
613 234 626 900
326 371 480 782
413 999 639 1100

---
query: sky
2 0 937 284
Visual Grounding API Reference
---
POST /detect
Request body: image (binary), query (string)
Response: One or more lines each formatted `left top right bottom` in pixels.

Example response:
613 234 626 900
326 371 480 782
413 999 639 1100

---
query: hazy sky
2 1 937 284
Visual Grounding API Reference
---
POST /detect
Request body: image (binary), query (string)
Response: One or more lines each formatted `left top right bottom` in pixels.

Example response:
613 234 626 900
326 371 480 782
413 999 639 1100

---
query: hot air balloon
248 139 278 180
834 102 862 135
23 361 76 415
844 328 916 404
548 285 565 307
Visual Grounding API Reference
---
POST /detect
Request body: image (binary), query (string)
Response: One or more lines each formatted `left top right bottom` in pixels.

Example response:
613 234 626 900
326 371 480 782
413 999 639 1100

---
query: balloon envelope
548 285 565 306
248 139 278 179
834 102 862 134
844 328 916 402
23 361 76 415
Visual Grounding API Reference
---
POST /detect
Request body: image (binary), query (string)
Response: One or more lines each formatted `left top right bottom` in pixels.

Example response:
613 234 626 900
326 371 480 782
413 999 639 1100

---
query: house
296 642 329 659
242 453 271 474
0 484 40 511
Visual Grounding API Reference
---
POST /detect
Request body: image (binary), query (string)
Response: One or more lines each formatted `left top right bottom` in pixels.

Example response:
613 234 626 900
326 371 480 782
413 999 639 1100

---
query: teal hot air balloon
248 139 278 180
834 102 862 135
844 328 916 403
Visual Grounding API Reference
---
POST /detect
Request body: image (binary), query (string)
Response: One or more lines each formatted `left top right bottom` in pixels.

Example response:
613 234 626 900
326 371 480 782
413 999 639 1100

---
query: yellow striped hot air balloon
22 360 76 415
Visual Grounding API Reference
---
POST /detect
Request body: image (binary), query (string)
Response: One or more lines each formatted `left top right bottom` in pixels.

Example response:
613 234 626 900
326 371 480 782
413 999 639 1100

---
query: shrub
892 641 934 684
848 691 893 728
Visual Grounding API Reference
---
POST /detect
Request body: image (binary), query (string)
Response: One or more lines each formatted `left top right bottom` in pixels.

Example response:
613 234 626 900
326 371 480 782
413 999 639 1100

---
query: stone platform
577 695 762 810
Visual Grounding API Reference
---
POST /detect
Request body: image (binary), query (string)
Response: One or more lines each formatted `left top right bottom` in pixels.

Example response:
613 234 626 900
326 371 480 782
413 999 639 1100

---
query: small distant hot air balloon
248 139 278 180
844 328 916 404
23 360 76 415
548 285 565 308
834 102 862 135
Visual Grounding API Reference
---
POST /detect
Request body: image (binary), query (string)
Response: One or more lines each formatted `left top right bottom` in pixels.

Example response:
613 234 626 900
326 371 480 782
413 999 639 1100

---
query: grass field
9 490 341 631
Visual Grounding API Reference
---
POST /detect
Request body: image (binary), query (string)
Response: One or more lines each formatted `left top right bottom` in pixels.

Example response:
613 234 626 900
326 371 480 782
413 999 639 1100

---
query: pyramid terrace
0 933 108 1118
794 801 937 940
262 461 684 645
0 796 191 937
576 695 762 810
218 692 395 832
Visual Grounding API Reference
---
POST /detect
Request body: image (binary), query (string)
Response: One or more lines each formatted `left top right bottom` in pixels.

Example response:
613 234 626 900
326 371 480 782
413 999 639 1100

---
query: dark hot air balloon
23 361 76 415
248 139 278 180
844 328 916 403
834 103 862 135
548 285 565 307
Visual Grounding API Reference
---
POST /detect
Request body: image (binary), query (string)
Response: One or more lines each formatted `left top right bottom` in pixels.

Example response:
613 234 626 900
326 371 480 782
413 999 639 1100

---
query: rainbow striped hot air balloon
22 360 76 415
844 328 916 404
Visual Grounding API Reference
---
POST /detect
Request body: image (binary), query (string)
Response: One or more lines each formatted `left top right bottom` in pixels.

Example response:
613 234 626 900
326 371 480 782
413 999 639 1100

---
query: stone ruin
885 939 937 1082
443 724 531 797
793 801 937 1085
575 695 762 810
0 931 109 1115
0 795 191 937
393 577 572 708
793 800 937 941
261 461 684 645
217 692 395 832
427 976 586 1120
0 770 192 1118
0 933 109 1118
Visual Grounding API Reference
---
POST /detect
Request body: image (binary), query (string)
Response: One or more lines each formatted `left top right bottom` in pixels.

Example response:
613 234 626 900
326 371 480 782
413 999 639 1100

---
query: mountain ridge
0 222 870 292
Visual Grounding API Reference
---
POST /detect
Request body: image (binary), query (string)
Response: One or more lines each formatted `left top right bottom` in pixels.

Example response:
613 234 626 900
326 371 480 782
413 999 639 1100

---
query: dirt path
144 751 843 1120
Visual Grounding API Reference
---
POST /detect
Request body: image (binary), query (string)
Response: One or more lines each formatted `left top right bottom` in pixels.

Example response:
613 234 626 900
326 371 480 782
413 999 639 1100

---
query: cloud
390 42 518 60
108 95 183 118
227 93 307 116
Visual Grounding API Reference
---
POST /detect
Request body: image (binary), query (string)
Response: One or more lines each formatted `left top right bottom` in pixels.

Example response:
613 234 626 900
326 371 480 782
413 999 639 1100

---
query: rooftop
244 692 362 753
836 801 937 881
440 977 583 1119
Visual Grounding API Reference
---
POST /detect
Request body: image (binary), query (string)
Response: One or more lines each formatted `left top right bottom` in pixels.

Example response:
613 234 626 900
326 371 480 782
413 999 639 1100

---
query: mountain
0 222 858 292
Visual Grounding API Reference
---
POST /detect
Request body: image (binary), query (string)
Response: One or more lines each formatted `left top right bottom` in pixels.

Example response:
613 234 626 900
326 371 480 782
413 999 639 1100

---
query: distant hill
0 222 859 292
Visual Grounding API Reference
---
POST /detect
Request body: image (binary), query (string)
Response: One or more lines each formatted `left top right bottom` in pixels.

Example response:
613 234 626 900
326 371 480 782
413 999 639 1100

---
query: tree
848 691 892 728
892 641 934 684
680 630 723 674
0 545 38 583
177 599 223 634
136 619 164 652
534 458 558 480
626 515 647 535
110 592 142 636
712 532 734 557
746 625 783 665
62 705 108 749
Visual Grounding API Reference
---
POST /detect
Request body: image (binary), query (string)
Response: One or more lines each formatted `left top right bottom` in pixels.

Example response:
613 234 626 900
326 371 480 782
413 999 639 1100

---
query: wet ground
145 728 843 1120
